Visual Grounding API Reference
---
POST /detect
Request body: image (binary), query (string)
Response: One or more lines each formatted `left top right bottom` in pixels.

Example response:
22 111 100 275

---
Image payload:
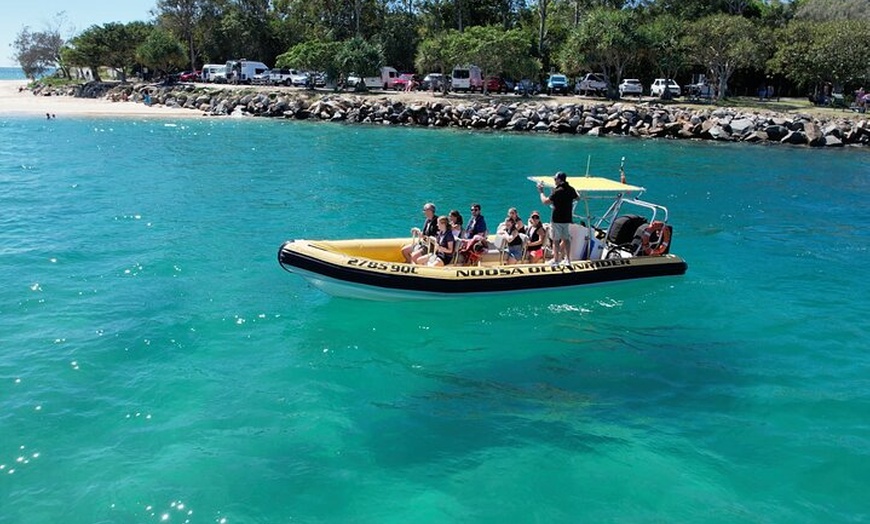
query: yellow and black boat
278 174 688 300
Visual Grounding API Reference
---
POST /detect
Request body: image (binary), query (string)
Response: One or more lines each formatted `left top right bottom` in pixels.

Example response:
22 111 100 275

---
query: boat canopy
528 175 644 194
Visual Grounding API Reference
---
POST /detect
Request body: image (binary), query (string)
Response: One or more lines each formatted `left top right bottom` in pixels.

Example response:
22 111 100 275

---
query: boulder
781 131 807 145
729 118 755 136
804 122 825 147
743 130 768 143
824 135 843 147
764 125 789 141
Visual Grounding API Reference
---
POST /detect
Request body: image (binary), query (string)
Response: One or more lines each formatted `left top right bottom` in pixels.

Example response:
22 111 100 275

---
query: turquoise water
0 67 28 81
1 116 869 523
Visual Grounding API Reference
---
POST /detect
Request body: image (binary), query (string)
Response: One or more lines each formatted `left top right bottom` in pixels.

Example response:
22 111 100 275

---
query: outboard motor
607 215 648 246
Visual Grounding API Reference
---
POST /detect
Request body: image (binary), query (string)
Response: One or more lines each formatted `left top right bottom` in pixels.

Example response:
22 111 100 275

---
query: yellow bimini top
528 175 645 195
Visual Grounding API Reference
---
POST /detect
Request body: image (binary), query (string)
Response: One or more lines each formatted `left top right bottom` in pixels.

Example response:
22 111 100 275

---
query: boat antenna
619 157 627 184
585 155 591 177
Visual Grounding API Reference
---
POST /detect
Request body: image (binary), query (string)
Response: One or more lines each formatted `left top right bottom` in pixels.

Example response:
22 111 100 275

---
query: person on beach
537 171 578 266
402 202 438 263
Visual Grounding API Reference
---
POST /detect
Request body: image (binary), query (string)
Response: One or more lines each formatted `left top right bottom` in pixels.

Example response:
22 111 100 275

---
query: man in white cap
537 171 578 265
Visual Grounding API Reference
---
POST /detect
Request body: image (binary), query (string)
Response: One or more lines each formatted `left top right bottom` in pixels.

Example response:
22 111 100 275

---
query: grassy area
674 96 862 118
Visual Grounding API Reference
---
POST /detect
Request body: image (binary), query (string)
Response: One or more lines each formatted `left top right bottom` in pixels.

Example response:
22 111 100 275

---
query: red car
179 70 201 82
392 73 417 91
484 76 508 94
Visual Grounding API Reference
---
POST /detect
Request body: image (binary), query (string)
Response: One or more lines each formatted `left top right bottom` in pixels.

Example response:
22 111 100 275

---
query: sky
1 0 157 67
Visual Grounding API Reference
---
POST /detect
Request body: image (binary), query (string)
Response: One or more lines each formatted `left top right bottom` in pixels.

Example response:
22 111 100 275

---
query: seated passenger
501 217 524 265
525 211 548 263
448 209 465 242
416 216 454 267
465 203 488 239
402 202 438 263
498 207 525 234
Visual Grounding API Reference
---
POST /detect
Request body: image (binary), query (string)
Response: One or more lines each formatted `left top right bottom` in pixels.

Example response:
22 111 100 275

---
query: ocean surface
0 67 28 81
1 114 868 524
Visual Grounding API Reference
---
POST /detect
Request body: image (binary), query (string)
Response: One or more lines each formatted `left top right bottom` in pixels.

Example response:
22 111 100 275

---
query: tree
795 0 870 21
415 30 459 92
455 25 539 89
137 28 187 77
686 14 766 100
335 36 384 80
156 0 207 71
638 14 690 81
276 40 343 80
13 14 71 80
769 19 870 92
558 7 641 94
13 27 64 80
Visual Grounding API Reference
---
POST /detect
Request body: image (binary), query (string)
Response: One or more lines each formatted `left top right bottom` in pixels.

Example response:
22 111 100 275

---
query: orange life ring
641 221 671 256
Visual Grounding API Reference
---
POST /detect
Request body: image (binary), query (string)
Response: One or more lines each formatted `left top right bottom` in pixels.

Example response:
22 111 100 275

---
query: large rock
824 135 843 147
804 122 825 147
781 130 808 145
729 118 755 136
764 125 789 141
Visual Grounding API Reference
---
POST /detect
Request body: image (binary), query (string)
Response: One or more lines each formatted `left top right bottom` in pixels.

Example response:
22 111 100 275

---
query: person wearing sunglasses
464 203 488 240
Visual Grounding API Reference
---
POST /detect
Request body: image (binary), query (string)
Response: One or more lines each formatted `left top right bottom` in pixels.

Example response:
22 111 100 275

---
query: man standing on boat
538 171 578 266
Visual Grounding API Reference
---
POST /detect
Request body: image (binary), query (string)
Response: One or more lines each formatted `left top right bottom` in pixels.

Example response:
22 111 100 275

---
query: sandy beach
0 79 198 118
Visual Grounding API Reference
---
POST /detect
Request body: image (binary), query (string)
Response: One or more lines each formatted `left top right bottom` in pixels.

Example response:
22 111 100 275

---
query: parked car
392 73 417 90
686 82 714 99
546 74 570 95
251 70 271 85
269 68 293 86
484 76 508 93
618 78 643 97
290 70 310 87
576 73 607 95
650 78 681 98
514 79 540 96
420 73 448 91
179 70 201 82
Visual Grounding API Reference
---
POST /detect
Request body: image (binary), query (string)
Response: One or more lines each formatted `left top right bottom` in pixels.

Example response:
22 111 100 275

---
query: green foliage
637 13 690 80
137 29 187 76
13 27 64 79
769 18 870 89
558 7 640 88
156 0 208 70
795 0 870 21
415 26 538 82
63 22 153 82
46 0 869 97
276 40 343 79
335 37 385 77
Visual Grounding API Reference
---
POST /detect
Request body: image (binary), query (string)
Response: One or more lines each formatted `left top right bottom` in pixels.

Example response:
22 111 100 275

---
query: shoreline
2 80 867 148
0 79 198 118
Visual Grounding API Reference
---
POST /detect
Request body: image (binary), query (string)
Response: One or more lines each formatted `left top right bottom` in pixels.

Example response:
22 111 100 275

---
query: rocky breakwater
98 84 870 148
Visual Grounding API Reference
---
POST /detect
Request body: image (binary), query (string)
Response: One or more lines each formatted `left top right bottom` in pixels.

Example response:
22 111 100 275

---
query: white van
348 66 399 89
451 65 483 92
225 59 271 84
201 64 226 83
